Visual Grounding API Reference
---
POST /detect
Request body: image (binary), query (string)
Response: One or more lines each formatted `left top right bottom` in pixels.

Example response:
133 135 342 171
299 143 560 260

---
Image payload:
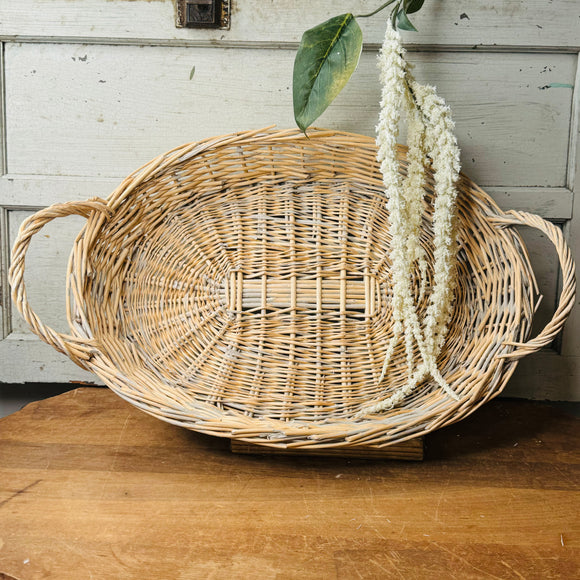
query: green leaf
396 9 418 31
403 0 425 14
293 13 363 132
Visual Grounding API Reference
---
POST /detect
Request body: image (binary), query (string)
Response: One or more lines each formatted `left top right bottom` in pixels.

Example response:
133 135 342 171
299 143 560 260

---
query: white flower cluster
362 23 461 415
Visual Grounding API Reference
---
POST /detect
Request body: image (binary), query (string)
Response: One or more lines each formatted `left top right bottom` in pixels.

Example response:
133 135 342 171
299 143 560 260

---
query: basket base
230 438 424 461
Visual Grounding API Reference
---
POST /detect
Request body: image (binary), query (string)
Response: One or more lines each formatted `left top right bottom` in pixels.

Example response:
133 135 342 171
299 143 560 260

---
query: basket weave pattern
10 129 576 448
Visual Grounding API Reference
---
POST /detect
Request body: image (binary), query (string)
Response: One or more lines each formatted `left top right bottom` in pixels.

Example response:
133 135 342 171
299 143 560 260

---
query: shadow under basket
9 129 576 451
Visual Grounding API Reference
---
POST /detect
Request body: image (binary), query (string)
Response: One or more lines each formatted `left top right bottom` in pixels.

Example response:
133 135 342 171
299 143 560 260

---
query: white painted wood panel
0 176 119 207
1 178 572 219
0 0 579 49
9 216 555 322
7 209 86 335
516 227 562 338
561 53 580 361
507 355 579 401
4 43 575 187
508 52 580 400
485 187 573 220
1 0 578 401
0 338 101 383
1 204 103 382
0 203 563 387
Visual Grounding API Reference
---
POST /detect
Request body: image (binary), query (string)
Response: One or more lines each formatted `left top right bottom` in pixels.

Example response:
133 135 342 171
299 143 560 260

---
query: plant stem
356 0 399 19
391 4 400 29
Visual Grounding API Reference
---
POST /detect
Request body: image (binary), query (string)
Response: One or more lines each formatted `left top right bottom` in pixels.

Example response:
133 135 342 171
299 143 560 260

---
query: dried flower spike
360 22 461 415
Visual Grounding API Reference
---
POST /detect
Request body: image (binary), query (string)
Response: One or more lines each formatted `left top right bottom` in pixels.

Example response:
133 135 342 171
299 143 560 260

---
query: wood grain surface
230 438 424 461
0 387 578 579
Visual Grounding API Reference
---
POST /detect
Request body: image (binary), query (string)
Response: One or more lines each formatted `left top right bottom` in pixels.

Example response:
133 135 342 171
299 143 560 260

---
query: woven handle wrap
494 210 576 360
9 198 111 368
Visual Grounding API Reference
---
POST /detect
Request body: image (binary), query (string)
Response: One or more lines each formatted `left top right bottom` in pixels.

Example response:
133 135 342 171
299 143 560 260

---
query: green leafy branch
293 0 426 132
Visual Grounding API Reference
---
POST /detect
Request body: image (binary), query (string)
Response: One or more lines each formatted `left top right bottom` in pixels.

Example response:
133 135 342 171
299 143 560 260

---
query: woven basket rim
10 128 576 449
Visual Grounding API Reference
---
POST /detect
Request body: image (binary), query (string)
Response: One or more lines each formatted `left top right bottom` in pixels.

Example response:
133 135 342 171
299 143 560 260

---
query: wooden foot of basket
230 437 424 461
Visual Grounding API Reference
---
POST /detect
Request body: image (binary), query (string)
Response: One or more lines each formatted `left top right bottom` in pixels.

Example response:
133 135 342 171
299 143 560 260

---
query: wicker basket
9 128 576 449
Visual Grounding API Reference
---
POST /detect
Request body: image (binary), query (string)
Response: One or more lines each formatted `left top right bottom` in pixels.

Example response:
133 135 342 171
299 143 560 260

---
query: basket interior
72 132 537 439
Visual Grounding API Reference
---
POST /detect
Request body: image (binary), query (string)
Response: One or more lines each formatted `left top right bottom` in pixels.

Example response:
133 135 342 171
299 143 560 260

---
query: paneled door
1 1 578 399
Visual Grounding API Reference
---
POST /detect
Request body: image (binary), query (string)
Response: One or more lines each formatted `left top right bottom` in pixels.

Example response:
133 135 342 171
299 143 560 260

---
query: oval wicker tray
10 129 576 449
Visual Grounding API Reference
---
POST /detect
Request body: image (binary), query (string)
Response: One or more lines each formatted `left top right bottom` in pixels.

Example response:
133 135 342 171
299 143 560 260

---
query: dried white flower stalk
361 23 461 415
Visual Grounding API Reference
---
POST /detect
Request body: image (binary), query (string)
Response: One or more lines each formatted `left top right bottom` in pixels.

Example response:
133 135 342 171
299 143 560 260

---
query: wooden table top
0 387 578 579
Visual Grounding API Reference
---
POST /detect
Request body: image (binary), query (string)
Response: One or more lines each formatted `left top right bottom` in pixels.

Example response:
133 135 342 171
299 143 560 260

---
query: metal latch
176 0 230 29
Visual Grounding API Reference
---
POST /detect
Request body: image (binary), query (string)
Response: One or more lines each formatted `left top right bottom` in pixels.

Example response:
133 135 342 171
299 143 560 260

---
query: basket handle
9 198 111 368
493 210 576 360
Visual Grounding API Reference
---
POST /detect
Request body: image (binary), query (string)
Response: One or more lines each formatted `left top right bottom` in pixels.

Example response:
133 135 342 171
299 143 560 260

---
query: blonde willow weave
10 129 576 449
